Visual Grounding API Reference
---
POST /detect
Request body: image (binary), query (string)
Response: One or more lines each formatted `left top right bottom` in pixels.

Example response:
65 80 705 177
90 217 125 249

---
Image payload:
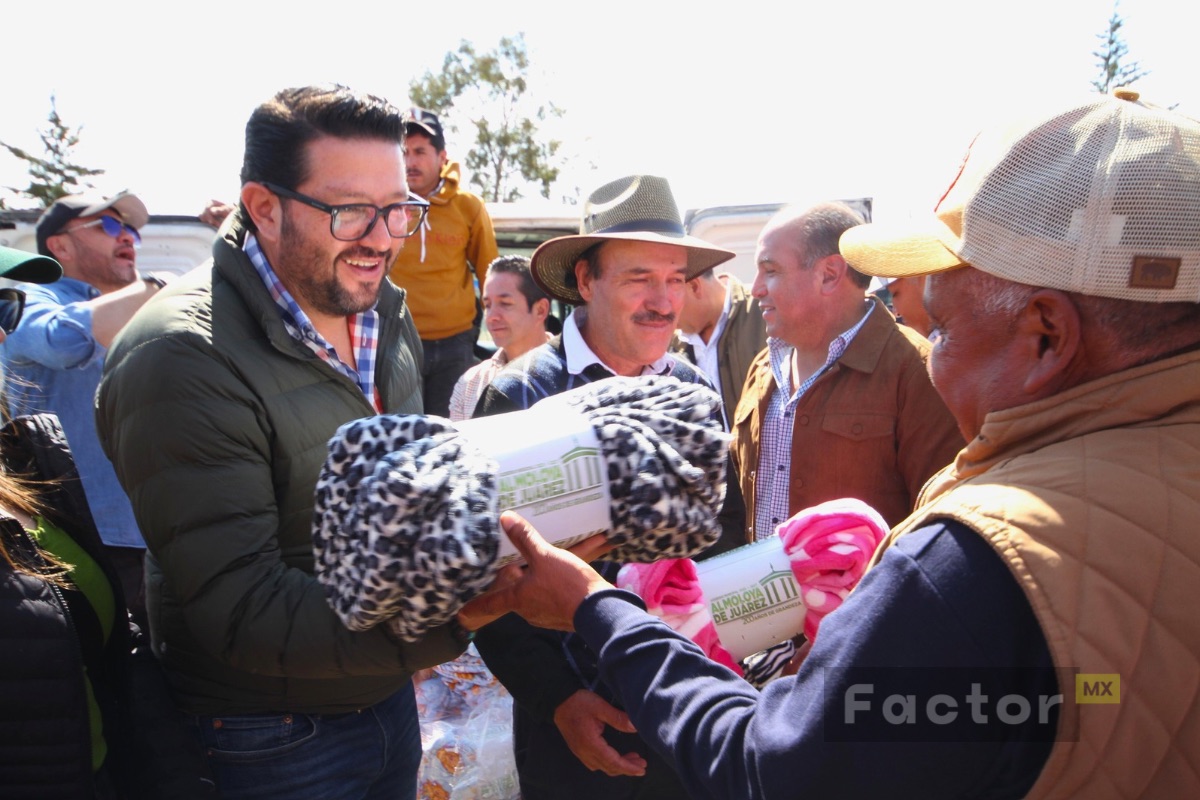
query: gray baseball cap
36 190 149 256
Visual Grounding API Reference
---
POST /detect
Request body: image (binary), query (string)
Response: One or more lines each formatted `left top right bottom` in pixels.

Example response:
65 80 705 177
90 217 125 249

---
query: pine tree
1 96 105 209
1092 3 1149 94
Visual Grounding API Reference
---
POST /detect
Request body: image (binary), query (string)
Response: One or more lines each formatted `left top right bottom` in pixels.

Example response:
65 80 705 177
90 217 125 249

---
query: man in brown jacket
732 202 962 541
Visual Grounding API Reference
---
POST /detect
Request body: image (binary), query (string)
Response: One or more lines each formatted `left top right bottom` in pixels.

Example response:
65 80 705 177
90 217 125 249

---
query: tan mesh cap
840 90 1200 302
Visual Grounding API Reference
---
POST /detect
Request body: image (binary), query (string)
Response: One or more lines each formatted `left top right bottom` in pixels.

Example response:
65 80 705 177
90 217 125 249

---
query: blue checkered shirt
244 234 381 410
753 302 874 540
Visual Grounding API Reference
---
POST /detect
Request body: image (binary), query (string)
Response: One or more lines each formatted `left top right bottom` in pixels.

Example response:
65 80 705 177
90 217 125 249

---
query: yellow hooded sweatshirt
389 161 499 341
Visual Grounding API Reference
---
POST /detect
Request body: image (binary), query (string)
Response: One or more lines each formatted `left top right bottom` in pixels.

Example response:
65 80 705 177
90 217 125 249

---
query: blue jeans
421 328 479 417
189 685 420 800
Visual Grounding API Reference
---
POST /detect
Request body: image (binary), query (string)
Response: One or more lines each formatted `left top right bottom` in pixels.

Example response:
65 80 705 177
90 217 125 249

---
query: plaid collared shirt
754 302 874 539
244 233 381 411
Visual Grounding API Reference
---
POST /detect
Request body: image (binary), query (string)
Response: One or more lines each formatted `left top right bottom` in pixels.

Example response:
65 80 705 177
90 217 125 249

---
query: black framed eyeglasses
263 182 429 241
0 288 27 335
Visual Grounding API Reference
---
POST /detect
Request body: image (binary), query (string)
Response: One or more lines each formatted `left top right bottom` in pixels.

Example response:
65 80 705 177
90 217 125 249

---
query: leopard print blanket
313 376 729 642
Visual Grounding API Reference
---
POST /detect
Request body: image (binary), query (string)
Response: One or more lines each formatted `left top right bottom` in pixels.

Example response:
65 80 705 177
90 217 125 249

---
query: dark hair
404 126 446 154
563 241 605 298
488 254 547 309
0 472 68 585
239 85 405 232
799 202 870 288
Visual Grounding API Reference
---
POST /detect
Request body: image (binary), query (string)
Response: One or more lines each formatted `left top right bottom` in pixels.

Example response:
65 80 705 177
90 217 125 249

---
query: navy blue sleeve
576 520 1058 800
473 383 521 418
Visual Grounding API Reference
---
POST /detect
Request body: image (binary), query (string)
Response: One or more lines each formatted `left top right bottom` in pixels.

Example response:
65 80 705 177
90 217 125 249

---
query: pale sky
2 0 1196 224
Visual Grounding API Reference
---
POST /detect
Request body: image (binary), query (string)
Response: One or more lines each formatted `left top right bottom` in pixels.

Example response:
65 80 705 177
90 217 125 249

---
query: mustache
340 245 392 260
632 310 676 325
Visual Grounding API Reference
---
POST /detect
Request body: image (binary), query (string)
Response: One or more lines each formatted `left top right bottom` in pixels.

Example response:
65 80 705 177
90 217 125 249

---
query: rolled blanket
313 376 728 642
617 558 744 675
779 497 888 640
555 377 728 563
616 497 888 671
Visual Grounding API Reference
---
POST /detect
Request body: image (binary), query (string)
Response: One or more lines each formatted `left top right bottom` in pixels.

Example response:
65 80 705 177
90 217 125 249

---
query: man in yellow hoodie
390 107 499 416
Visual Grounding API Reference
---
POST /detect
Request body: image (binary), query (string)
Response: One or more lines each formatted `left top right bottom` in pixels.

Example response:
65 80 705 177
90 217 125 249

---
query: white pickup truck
1 201 585 278
685 198 873 285
0 208 224 277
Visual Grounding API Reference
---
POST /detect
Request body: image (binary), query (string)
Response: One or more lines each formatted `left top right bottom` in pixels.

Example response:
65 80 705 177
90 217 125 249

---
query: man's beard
278 212 392 317
75 251 137 294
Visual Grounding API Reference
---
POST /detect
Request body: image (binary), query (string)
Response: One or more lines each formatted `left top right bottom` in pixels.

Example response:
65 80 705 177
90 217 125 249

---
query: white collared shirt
563 310 676 377
678 279 734 404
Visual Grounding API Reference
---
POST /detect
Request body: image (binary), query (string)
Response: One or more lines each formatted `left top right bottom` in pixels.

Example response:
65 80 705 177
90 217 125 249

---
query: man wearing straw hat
460 89 1200 798
473 174 735 800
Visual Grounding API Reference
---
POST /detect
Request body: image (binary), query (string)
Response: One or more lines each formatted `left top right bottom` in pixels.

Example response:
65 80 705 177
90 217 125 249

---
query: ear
44 233 71 262
241 182 284 246
532 297 550 323
816 253 848 294
1018 290 1083 396
575 259 594 303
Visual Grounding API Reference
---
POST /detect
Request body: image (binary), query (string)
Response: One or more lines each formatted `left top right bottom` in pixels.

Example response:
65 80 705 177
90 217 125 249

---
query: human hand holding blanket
614 558 744 674
616 497 889 673
312 376 729 642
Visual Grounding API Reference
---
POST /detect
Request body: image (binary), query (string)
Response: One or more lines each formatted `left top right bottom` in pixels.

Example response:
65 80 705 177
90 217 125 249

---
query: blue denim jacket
3 276 144 548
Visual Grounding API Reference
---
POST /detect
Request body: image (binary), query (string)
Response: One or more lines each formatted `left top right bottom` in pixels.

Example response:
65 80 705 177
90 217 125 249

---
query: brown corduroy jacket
731 298 963 540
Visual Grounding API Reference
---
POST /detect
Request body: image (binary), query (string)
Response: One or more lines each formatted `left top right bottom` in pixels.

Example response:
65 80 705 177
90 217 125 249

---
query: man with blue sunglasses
3 190 165 627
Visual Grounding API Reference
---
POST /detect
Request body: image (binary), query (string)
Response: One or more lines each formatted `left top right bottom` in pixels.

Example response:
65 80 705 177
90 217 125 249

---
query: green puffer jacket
97 213 466 715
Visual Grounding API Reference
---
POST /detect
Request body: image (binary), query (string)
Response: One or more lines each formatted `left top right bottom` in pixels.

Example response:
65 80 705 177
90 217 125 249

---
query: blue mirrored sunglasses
0 288 26 335
69 215 142 245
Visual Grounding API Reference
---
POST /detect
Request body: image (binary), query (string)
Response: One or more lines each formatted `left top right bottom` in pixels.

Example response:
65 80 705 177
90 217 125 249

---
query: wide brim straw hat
531 175 735 304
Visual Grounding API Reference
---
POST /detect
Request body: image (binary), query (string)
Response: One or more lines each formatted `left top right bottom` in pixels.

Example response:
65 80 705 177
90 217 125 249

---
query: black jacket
0 413 215 798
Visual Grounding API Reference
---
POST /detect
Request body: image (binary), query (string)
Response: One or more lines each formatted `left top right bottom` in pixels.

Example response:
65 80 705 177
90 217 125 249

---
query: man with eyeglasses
3 190 164 625
96 85 469 800
388 107 498 417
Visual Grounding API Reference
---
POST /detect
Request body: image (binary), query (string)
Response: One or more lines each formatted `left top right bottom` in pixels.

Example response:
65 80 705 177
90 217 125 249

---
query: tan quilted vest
874 351 1200 799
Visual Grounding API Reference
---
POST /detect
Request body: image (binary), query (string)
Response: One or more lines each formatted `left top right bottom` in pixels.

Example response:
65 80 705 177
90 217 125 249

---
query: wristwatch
143 274 167 290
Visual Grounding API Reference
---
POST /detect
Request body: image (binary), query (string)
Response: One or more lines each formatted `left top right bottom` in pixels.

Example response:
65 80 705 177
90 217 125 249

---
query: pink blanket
616 558 744 675
616 498 888 672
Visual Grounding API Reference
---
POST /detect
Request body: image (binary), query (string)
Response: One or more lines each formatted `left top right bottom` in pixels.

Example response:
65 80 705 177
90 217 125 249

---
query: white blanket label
454 398 611 565
695 536 807 662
